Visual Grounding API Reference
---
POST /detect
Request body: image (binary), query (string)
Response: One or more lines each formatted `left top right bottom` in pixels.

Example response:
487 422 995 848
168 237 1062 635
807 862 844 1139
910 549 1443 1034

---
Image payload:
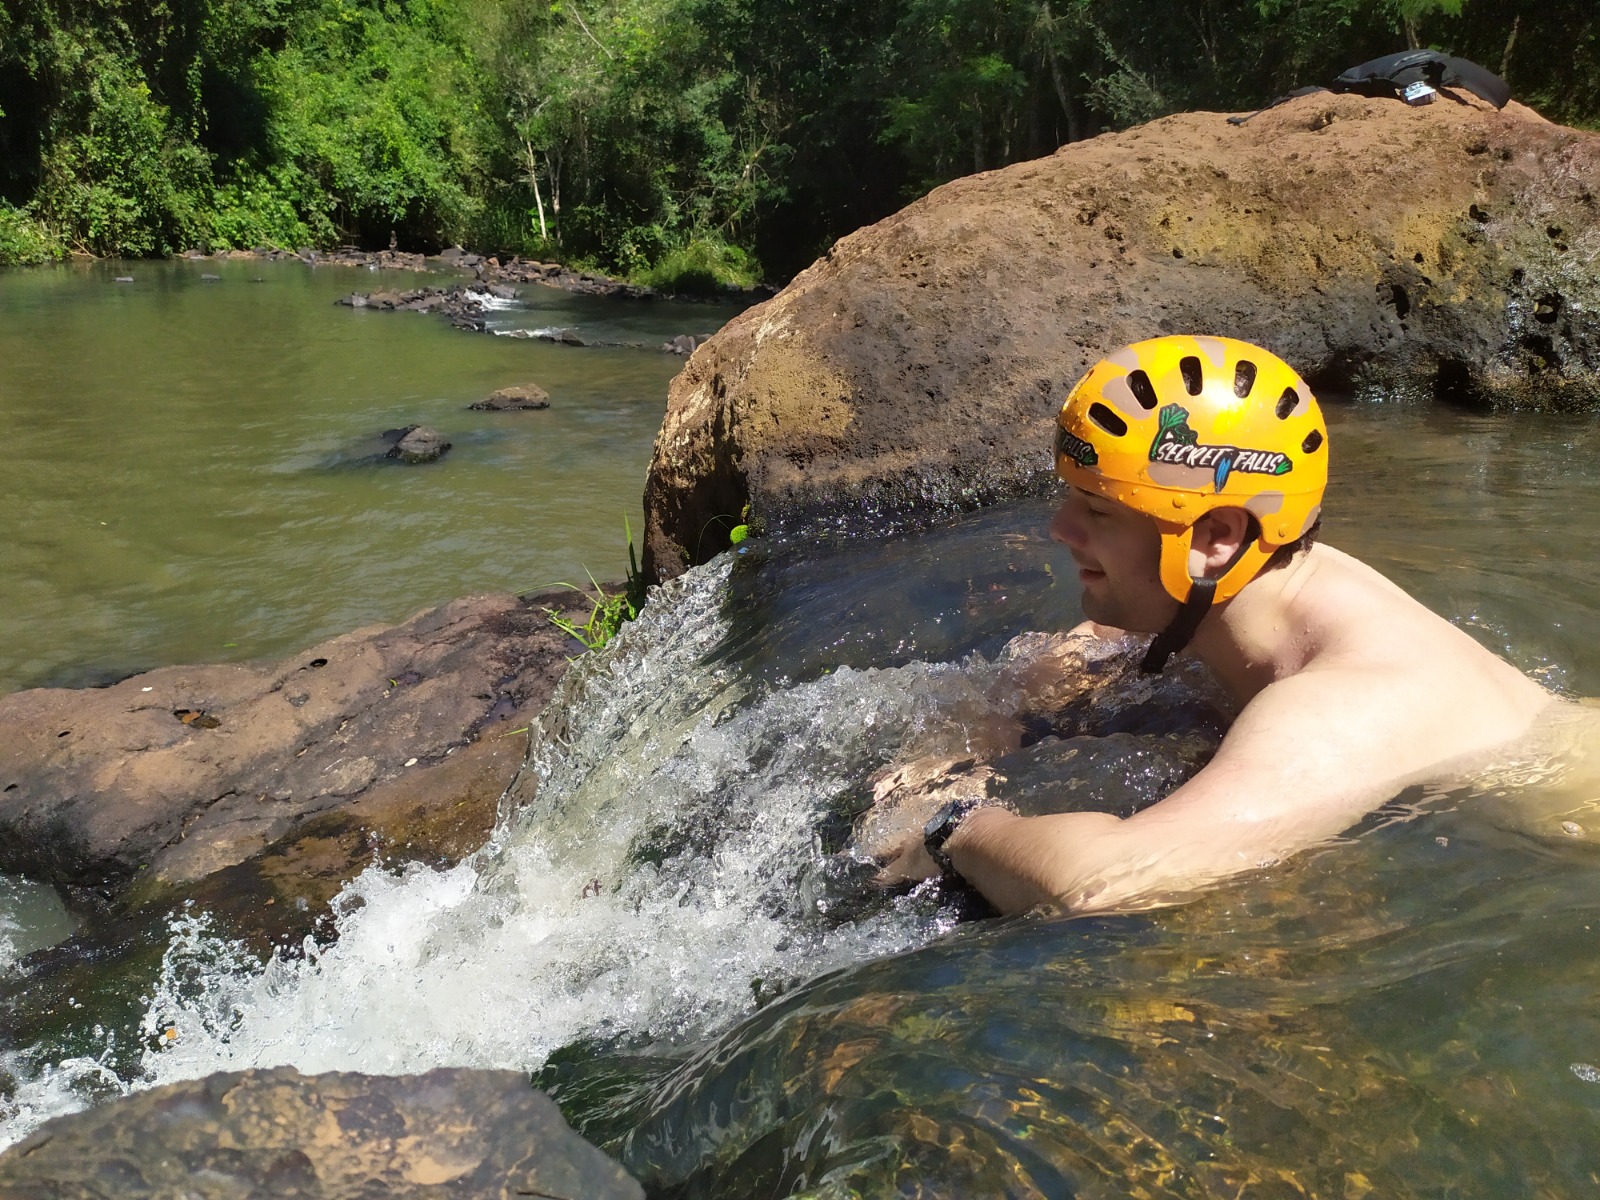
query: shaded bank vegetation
1 0 1595 282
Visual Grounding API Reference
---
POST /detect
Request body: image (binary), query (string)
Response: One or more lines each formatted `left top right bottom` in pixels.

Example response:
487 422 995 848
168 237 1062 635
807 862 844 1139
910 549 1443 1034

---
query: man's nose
1049 499 1083 547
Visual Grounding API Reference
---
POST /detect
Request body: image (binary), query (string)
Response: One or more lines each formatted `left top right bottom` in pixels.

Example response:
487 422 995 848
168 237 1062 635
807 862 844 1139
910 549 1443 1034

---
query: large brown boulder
643 93 1600 579
0 1067 644 1199
0 590 595 906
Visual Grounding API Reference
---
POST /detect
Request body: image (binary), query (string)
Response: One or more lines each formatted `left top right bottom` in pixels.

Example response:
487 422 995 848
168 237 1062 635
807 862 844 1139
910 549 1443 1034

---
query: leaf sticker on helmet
1153 404 1200 450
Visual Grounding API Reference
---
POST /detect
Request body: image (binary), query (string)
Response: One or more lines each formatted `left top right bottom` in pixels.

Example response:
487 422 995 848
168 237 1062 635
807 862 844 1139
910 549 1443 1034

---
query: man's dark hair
1259 515 1322 573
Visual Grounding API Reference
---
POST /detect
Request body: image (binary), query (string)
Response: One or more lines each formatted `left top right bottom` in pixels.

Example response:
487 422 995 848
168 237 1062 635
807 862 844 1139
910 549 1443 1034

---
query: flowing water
3 306 1600 1194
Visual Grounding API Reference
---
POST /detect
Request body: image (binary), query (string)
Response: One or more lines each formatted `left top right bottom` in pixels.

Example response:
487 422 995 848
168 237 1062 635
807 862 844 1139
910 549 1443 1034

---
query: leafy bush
251 2 494 249
0 203 62 264
32 51 212 256
207 171 317 251
636 235 760 294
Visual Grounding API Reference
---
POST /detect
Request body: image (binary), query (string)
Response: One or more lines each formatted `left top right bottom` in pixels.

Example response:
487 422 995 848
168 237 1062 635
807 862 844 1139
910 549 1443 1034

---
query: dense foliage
0 0 1595 280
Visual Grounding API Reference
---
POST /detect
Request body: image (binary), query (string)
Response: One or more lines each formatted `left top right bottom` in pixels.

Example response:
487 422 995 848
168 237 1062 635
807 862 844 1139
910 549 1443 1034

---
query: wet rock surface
642 94 1600 579
0 589 595 906
338 283 501 332
661 332 714 356
0 1066 645 1200
469 383 550 411
384 424 451 463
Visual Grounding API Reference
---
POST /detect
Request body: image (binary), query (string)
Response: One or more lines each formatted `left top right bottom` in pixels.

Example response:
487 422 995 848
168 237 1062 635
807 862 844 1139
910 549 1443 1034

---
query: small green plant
544 518 650 652
548 573 635 651
728 502 754 545
698 504 756 556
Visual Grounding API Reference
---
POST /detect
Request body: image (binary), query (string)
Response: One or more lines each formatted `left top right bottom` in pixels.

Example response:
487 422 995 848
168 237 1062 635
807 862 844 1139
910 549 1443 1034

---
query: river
3 266 1600 1195
0 256 744 694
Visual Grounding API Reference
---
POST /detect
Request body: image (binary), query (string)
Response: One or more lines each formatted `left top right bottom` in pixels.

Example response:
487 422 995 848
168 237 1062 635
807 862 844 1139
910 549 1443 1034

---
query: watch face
924 798 973 848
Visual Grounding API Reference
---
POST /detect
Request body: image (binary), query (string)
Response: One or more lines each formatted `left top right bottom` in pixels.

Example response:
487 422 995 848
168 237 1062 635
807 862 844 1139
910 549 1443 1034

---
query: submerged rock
470 383 550 411
0 1066 644 1199
661 333 713 356
385 424 450 463
642 93 1600 579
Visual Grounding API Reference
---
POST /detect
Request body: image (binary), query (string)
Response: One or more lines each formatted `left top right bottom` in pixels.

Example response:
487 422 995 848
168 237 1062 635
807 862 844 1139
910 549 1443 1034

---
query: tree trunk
1500 15 1521 77
1045 45 1082 143
523 138 548 241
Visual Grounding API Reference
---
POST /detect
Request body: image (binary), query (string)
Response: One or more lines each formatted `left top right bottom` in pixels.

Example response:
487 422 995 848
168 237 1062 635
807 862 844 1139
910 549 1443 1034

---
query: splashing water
5 555 1093 1147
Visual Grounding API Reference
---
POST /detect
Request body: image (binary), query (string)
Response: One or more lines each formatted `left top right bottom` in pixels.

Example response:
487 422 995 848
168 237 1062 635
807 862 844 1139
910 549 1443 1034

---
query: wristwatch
923 797 983 877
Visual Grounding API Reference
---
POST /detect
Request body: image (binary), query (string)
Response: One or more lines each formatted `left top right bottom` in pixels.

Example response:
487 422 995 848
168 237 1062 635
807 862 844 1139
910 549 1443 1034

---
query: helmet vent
1088 403 1128 437
1275 387 1299 419
1127 369 1159 410
1302 429 1324 453
1233 360 1257 398
1179 356 1204 396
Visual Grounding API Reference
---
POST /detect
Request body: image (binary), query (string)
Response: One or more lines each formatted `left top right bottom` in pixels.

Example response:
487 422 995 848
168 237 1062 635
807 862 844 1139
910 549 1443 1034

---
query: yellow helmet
1054 335 1327 605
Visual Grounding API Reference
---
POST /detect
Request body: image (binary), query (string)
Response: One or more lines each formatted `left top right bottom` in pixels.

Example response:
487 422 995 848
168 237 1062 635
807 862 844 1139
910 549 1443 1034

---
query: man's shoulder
1233 629 1550 786
1291 545 1471 664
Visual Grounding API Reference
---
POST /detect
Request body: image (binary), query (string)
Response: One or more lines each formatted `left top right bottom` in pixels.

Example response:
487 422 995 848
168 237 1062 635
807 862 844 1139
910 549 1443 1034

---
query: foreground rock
0 1066 643 1199
642 93 1600 579
469 383 550 411
0 590 594 906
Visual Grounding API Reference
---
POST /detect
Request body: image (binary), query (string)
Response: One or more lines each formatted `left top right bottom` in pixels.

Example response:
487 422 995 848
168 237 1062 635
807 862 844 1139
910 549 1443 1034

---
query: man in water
873 334 1557 916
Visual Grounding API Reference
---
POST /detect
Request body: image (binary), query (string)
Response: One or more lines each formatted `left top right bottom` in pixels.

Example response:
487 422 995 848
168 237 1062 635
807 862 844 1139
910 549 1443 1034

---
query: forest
1 0 1595 284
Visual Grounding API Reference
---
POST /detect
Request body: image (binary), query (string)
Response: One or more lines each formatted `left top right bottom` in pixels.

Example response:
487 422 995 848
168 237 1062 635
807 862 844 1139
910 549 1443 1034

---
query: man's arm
857 620 1135 871
938 667 1419 915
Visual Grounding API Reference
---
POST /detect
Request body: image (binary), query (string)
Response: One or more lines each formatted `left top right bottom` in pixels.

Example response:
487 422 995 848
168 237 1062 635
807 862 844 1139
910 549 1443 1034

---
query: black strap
1227 86 1326 126
1140 577 1217 674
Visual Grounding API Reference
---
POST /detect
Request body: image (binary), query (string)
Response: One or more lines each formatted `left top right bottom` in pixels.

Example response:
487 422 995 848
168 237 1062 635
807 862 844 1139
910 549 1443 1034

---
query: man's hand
857 756 1001 887
872 830 941 886
989 621 1130 715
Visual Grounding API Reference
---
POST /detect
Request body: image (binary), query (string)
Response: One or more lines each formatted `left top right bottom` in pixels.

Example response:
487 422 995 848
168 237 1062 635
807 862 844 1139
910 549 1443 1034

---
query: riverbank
178 242 776 303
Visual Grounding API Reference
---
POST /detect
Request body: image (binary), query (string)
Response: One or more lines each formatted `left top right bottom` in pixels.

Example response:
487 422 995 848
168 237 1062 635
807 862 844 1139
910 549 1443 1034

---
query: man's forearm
944 807 1128 915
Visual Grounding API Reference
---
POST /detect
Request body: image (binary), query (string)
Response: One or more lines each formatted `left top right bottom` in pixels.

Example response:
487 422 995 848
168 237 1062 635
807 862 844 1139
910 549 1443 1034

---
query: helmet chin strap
1139 576 1217 674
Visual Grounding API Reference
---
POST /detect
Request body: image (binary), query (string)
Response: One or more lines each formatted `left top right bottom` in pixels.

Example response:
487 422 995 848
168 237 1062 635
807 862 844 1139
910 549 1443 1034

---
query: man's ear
1187 509 1252 580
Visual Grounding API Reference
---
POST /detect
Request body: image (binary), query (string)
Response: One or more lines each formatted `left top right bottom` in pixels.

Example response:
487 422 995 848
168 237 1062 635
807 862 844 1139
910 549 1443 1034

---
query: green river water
0 257 744 695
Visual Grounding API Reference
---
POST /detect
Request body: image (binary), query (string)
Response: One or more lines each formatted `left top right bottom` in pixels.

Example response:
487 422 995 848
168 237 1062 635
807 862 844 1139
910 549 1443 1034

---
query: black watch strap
923 797 982 877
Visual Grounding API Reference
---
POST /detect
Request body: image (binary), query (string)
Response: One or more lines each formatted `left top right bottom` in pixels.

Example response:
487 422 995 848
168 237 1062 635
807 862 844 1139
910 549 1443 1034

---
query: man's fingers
871 836 940 888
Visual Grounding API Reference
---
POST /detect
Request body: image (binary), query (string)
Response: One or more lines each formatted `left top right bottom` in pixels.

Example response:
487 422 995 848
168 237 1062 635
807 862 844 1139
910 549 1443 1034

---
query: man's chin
1078 592 1118 628
1079 593 1162 635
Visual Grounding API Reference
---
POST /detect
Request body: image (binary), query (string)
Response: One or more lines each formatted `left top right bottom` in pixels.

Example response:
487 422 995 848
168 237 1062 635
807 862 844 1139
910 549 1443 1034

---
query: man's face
1049 486 1174 632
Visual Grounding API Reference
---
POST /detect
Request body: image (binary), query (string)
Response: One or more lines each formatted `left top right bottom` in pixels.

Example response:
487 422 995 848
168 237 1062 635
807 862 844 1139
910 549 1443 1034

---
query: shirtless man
873 335 1557 916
